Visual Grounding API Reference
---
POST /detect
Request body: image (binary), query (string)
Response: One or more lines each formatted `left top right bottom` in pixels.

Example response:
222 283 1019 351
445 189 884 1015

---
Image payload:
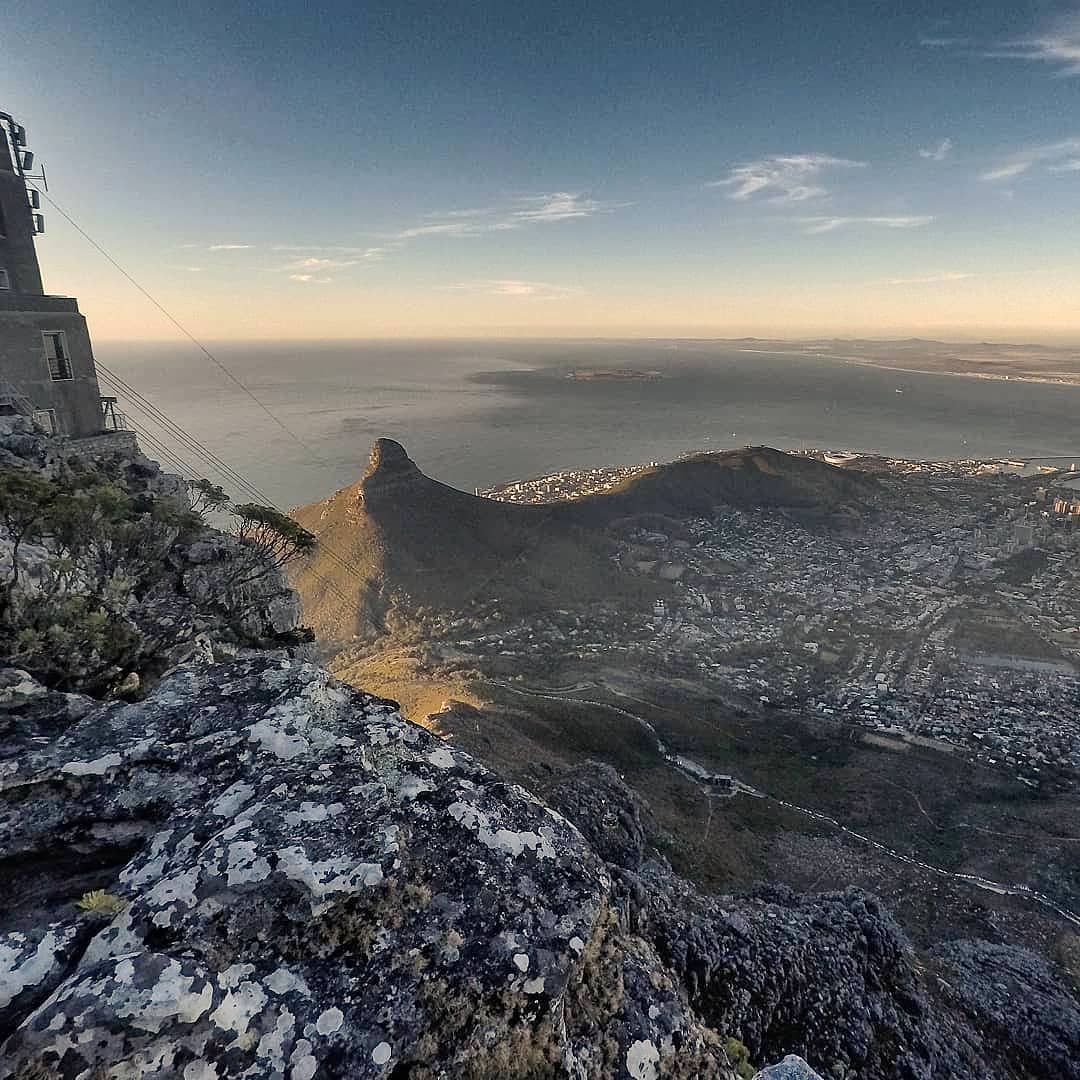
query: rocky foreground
2 655 1077 1079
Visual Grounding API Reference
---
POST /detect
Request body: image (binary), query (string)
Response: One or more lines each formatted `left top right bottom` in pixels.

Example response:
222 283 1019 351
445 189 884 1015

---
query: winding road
492 680 1080 929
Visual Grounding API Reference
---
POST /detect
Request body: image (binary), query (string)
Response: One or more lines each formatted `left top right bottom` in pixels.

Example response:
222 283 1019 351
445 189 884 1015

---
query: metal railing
100 395 129 431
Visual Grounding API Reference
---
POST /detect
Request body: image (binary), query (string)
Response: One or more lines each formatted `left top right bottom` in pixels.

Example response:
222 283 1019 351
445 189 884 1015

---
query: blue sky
2 0 1079 339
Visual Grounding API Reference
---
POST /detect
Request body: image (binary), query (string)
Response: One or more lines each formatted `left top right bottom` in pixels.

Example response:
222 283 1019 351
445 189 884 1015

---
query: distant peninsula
726 337 1080 387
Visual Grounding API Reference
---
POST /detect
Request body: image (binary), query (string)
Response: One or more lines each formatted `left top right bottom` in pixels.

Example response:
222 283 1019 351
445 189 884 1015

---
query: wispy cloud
392 192 623 243
986 12 1080 76
918 138 953 161
981 138 1080 180
920 36 970 47
881 271 973 286
708 154 866 203
801 215 935 234
289 273 333 284
272 245 387 259
278 256 360 271
443 279 582 300
436 207 498 219
193 194 620 275
511 192 612 222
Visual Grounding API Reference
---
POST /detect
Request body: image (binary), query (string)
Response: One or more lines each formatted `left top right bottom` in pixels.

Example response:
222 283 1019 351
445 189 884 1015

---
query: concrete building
0 111 108 438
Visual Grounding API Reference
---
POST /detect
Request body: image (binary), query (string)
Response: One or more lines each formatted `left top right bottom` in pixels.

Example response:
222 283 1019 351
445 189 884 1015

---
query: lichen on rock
1 648 1076 1078
0 656 736 1078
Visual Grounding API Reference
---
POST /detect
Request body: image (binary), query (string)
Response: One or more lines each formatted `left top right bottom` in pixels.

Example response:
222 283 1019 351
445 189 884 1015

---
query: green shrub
0 469 195 693
76 889 126 917
0 457 309 693
723 1036 756 1080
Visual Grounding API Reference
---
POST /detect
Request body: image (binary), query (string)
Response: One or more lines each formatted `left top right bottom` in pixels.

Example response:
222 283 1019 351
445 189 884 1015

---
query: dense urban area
457 453 1080 782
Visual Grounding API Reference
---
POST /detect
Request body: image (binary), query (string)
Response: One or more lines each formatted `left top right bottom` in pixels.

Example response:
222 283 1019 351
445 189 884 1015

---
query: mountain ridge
291 439 873 640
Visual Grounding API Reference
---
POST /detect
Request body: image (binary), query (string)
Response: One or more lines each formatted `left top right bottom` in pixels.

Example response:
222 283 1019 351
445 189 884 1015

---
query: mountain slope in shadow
290 438 875 640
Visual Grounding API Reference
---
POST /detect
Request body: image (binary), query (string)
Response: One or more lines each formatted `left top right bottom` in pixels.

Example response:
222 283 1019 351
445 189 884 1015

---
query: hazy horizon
93 330 1080 347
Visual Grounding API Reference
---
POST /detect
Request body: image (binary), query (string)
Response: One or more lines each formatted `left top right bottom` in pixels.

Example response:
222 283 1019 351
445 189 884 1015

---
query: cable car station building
0 111 112 438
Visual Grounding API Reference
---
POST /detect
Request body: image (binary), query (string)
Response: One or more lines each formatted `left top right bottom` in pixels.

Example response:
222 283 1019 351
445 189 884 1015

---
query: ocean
99 339 1080 510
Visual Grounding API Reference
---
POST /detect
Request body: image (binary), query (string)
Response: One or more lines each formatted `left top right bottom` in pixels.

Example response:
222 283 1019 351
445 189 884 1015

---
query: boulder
0 655 735 1079
754 1057 824 1080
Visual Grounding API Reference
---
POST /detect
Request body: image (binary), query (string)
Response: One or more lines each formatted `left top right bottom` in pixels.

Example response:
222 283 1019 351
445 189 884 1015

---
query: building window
0 268 9 289
42 331 73 380
32 409 59 435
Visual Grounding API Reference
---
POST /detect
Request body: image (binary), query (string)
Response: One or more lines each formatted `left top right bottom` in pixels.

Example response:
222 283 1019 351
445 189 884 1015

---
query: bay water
99 339 1080 510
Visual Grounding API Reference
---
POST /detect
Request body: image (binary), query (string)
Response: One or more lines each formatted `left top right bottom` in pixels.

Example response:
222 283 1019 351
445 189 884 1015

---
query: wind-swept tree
230 502 317 574
187 478 230 515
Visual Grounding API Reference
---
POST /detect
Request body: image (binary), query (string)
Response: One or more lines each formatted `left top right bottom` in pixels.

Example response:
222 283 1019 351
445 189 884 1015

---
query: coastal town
460 453 1080 782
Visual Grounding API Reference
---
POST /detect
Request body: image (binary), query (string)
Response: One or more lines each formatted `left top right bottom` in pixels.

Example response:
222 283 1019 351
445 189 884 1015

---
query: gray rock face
0 668 94 753
0 656 734 1079
753 1057 825 1080
930 940 1080 1080
0 922 94 1038
0 416 58 474
549 761 1080 1080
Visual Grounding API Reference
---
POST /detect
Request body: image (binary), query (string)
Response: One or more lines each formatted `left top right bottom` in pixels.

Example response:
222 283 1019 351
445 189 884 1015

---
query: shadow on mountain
290 438 876 640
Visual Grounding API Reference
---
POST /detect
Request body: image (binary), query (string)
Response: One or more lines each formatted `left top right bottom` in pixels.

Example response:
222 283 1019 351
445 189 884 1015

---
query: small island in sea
566 367 663 380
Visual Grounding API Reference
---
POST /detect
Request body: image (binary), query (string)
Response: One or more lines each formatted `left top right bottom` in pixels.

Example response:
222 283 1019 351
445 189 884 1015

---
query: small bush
723 1036 756 1080
76 889 126 917
0 468 196 693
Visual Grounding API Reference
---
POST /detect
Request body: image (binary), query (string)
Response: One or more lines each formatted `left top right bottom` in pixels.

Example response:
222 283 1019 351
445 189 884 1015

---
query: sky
2 0 1079 341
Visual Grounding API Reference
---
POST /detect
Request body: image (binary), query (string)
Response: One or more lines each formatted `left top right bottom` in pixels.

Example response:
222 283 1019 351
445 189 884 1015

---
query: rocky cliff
0 415 303 693
0 656 737 1079
1 656 1076 1079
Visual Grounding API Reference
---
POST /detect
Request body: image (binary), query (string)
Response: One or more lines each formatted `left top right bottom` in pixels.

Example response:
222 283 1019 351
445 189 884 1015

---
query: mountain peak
359 438 424 503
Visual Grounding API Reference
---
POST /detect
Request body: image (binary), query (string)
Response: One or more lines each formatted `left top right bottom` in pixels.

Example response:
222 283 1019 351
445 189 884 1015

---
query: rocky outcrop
548 763 1080 1080
175 531 302 642
2 659 1077 1079
358 437 427 507
0 667 94 753
930 940 1080 1080
0 416 303 691
0 656 736 1079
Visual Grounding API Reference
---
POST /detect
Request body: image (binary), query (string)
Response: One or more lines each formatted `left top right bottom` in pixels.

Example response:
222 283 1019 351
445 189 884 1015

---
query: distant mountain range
290 438 875 640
